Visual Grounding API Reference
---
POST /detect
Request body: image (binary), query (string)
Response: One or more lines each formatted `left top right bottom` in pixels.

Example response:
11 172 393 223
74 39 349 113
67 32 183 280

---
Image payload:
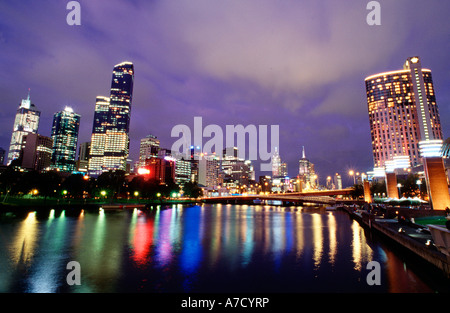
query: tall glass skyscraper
88 62 134 175
365 56 443 170
7 91 40 165
51 107 81 172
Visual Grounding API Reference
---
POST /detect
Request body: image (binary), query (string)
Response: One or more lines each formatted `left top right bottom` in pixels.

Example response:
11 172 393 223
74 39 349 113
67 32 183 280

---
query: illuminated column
420 141 450 211
385 172 399 199
408 55 450 211
363 181 372 203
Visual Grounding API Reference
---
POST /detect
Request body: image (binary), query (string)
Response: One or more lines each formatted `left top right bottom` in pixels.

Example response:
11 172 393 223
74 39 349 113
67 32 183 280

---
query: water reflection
352 220 374 271
312 213 323 269
328 213 337 266
131 210 154 267
0 204 445 293
11 212 39 266
28 210 68 293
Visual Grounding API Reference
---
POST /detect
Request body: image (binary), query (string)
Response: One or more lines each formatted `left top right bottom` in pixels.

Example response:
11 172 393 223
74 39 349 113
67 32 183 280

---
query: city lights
1 2 450 297
137 168 150 175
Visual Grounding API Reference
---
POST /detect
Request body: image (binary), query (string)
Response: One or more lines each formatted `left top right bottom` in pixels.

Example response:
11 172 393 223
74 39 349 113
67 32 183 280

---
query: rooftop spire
302 146 306 159
20 89 32 109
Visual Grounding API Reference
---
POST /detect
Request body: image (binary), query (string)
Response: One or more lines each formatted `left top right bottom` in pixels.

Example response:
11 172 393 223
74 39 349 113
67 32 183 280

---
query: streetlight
416 179 422 199
349 170 355 185
397 183 402 198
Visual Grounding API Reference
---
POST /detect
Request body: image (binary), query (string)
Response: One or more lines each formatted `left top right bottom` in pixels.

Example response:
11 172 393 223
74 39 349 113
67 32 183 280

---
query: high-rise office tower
271 147 282 177
365 56 443 170
7 91 41 165
51 107 81 172
298 146 316 189
139 135 160 167
88 62 134 175
88 96 110 174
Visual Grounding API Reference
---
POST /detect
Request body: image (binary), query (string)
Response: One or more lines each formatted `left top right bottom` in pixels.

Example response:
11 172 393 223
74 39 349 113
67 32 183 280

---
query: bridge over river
201 188 355 206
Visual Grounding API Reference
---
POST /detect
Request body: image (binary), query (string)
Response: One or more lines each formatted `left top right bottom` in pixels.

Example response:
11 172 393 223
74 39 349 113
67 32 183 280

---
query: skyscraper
271 147 282 177
366 56 450 210
298 146 316 189
88 62 134 175
88 96 110 174
51 107 81 172
7 91 40 165
365 56 443 170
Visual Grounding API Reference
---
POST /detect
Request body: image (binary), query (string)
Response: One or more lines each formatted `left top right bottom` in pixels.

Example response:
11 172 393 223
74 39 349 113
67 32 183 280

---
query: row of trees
0 167 203 202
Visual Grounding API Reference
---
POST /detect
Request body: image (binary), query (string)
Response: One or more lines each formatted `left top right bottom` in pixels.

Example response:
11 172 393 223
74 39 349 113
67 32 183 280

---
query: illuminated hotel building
365 56 443 171
88 62 134 175
7 92 41 165
51 107 81 172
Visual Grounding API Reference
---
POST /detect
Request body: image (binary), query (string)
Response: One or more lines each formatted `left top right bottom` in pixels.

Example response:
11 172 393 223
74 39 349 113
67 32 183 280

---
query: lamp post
416 179 422 199
349 170 355 185
397 183 402 198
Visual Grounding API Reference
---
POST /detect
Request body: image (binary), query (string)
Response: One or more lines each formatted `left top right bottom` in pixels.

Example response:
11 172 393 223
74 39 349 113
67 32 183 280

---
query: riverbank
339 205 450 279
0 197 200 217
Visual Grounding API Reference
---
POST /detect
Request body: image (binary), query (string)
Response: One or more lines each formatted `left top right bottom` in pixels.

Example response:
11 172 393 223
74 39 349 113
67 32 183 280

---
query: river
0 204 448 293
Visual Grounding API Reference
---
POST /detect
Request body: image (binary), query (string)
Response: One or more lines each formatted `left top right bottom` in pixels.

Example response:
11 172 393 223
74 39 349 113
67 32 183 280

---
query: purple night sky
1 0 449 186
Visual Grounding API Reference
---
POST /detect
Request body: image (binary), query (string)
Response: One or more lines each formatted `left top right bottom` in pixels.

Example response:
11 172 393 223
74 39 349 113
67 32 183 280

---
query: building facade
76 142 91 172
199 155 221 190
139 135 160 167
51 107 81 172
365 56 443 170
21 133 53 172
7 92 40 165
143 157 175 184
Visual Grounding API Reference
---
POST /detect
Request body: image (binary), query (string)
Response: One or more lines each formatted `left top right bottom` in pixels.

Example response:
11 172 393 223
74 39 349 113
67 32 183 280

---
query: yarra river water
0 204 449 293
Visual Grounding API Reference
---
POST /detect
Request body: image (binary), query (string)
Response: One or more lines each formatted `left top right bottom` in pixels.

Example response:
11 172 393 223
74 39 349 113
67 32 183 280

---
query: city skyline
1 1 450 184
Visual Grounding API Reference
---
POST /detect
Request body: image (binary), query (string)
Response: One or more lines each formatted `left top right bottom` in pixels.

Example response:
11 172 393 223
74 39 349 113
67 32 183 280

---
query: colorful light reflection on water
0 204 448 293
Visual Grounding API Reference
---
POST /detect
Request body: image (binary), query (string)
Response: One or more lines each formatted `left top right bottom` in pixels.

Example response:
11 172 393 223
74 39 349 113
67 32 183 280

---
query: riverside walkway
340 205 450 279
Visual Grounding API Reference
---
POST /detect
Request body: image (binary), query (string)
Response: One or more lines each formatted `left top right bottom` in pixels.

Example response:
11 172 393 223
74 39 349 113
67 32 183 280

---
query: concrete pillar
423 157 450 211
363 181 372 203
385 172 399 199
